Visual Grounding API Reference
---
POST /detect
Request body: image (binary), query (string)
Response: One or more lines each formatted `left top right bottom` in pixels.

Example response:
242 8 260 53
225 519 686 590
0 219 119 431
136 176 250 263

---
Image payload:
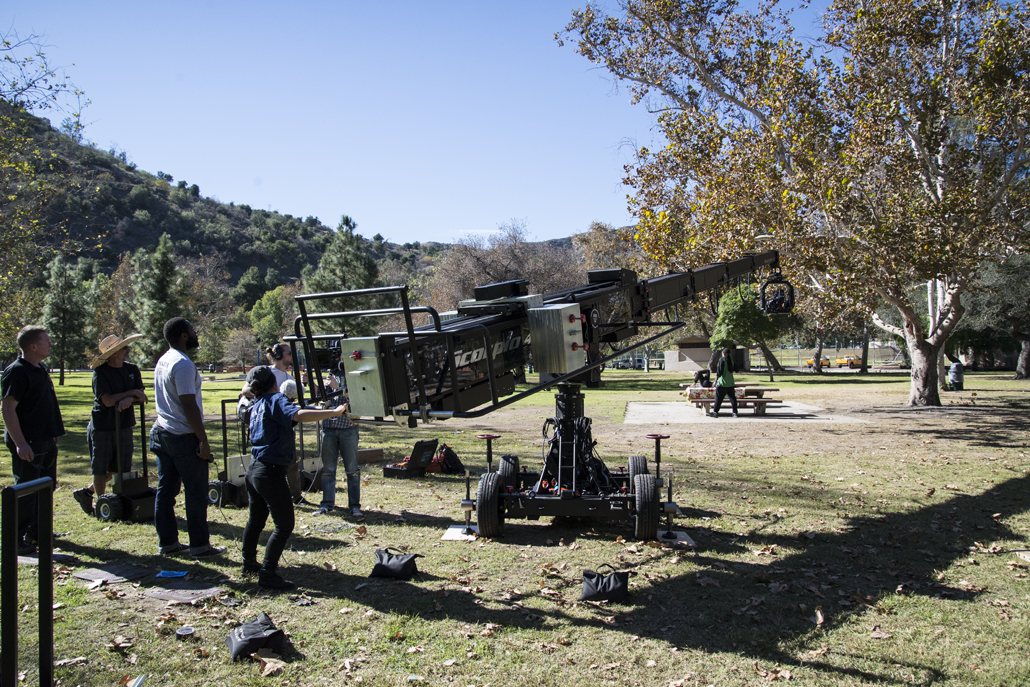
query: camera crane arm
286 250 791 426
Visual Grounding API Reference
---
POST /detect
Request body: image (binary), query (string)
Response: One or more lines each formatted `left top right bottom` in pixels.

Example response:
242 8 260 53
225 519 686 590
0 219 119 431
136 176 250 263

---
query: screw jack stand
661 473 677 540
477 434 500 473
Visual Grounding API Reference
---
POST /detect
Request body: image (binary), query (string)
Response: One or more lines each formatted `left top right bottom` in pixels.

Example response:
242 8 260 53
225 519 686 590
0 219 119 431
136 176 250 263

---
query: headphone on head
270 343 286 361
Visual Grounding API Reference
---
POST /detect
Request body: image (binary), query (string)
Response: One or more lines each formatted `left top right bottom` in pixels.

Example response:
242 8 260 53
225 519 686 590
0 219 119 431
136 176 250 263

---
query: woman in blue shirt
241 366 348 590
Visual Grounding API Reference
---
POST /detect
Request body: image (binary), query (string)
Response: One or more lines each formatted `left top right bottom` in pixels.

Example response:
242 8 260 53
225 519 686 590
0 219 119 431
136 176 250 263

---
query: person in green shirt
708 347 738 418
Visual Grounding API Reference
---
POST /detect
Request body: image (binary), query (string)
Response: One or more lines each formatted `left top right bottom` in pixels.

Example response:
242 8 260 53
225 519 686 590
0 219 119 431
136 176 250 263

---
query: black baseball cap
246 365 277 393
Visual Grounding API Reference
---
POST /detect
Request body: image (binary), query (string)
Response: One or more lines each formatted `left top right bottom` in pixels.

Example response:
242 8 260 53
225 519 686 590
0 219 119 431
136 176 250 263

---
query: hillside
16 105 585 294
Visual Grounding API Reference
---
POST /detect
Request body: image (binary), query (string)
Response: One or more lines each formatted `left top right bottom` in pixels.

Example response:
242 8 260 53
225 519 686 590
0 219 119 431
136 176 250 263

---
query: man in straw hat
72 334 148 515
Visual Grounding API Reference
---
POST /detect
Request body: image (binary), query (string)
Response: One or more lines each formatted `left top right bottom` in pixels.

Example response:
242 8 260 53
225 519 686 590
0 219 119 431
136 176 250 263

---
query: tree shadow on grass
278 472 1030 685
848 400 1030 449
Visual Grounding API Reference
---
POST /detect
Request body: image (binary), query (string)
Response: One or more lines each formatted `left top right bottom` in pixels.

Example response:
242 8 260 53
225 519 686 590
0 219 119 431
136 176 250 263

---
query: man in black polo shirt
1 325 66 554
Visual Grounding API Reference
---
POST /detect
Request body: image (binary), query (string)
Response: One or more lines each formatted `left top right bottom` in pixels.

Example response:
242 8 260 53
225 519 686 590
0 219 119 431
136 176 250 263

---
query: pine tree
123 233 185 364
41 255 90 384
303 216 381 337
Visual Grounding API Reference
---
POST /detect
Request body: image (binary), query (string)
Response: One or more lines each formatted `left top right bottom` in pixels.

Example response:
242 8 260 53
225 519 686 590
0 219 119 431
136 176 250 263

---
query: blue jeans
150 427 211 554
8 438 57 542
320 425 359 509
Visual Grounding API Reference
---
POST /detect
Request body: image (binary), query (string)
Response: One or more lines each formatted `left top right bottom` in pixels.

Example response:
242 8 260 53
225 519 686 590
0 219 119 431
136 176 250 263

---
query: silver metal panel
340 337 389 417
528 303 585 374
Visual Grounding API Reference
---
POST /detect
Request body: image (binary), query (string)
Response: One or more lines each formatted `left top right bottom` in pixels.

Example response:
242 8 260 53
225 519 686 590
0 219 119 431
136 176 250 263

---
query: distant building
665 336 712 372
665 336 750 373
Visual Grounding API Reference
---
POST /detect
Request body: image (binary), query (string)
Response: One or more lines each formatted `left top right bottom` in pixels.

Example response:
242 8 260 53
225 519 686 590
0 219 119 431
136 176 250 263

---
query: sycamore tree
562 0 1030 405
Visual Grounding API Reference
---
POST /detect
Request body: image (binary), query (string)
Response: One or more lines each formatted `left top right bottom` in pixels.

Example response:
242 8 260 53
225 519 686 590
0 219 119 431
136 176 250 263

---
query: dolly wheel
499 454 520 491
628 455 648 493
476 472 504 538
633 474 659 541
207 480 224 507
96 494 125 522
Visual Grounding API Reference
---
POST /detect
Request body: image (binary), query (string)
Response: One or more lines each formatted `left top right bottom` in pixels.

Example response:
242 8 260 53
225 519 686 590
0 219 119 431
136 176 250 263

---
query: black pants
242 460 295 572
713 385 738 414
8 439 58 543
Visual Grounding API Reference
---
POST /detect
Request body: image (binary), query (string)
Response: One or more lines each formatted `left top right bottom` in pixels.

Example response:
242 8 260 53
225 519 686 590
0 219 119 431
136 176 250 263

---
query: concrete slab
73 564 153 584
145 580 224 603
442 525 478 541
624 401 868 424
655 530 696 547
18 552 76 566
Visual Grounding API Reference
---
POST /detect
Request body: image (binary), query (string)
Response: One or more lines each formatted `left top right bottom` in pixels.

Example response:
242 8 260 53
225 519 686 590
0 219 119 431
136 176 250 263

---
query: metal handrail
2 477 55 687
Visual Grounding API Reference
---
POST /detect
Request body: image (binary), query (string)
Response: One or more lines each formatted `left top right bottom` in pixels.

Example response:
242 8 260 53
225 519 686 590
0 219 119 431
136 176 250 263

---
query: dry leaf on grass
870 627 892 639
811 607 825 627
55 657 87 667
696 576 720 587
406 646 424 654
105 636 134 651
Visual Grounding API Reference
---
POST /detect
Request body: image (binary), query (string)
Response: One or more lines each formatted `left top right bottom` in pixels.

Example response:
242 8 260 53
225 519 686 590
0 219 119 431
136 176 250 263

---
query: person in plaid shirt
315 373 362 518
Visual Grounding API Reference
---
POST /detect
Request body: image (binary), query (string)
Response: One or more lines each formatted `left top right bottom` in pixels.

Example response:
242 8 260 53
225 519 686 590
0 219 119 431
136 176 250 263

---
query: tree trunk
1014 338 1029 380
813 333 825 374
860 326 870 373
59 360 65 386
905 333 943 406
757 342 785 371
707 347 720 372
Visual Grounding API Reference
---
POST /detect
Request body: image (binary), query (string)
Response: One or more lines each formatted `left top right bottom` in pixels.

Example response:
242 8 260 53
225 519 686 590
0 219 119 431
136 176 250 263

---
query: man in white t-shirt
150 317 225 558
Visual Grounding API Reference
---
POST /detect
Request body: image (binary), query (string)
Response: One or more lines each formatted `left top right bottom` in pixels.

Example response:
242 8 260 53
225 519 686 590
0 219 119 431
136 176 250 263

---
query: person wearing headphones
240 343 309 506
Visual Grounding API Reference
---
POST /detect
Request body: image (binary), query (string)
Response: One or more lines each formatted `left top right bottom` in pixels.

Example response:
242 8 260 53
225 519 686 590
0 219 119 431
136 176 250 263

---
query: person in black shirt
72 335 147 516
1 325 66 554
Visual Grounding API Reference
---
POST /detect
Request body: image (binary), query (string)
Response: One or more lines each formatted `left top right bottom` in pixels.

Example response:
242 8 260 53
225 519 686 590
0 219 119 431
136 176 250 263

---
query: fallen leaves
752 661 793 680
105 635 134 651
253 648 287 677
869 627 893 639
54 657 87 667
810 606 825 627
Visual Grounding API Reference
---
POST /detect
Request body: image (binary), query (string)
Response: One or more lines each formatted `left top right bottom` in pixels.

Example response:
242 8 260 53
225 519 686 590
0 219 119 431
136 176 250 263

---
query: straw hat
89 334 144 369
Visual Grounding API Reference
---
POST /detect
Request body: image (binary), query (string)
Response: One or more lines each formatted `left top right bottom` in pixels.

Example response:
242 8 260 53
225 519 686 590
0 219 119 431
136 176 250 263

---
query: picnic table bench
680 386 782 416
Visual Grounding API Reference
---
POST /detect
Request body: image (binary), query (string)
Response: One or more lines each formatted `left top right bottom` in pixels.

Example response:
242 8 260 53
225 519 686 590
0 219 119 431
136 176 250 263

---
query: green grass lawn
2 369 1029 686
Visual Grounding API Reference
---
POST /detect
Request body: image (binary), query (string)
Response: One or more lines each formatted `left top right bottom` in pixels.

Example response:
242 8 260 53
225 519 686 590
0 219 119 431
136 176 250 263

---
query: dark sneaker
313 506 332 516
73 488 94 515
18 540 36 555
732 412 739 418
242 560 261 575
258 570 295 591
191 545 227 559
349 507 363 519
293 495 312 506
706 412 719 418
160 543 190 556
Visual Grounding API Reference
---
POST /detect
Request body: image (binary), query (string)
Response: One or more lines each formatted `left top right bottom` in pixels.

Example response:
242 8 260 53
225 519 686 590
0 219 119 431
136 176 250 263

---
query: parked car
836 355 861 368
806 355 831 368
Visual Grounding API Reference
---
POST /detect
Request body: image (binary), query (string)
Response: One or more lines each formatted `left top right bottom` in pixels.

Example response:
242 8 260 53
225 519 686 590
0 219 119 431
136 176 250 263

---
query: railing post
2 477 55 686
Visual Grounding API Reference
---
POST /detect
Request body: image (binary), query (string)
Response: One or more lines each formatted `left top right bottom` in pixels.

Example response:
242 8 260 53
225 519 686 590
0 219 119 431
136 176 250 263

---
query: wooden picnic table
678 382 772 388
679 384 782 415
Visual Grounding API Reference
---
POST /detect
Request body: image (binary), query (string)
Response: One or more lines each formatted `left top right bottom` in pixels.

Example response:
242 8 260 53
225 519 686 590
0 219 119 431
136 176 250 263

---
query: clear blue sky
9 2 667 245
